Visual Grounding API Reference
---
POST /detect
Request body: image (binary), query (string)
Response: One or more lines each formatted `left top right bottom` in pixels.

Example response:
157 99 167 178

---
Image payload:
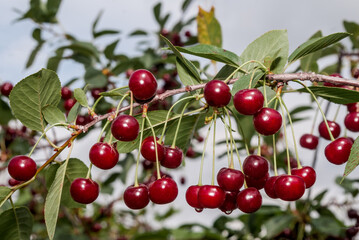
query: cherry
111 115 139 141
324 73 344 87
8 155 37 181
198 185 225 209
291 166 316 188
345 112 359 132
64 98 76 111
318 120 341 140
1 82 13 97
91 223 102 233
185 147 196 158
185 185 202 209
180 176 186 185
243 155 269 179
325 137 353 165
8 178 23 187
162 73 171 82
348 209 359 219
76 115 87 125
142 159 154 170
185 31 192 38
217 167 244 192
129 69 157 101
89 142 119 170
123 184 149 209
236 187 262 213
219 191 237 214
140 136 164 162
233 89 264 115
245 172 269 190
253 108 282 135
61 87 72 100
347 102 359 113
274 175 305 201
203 80 231 108
161 146 183 169
70 178 99 204
264 176 279 199
346 227 359 238
285 157 299 169
148 177 178 204
91 88 104 99
300 134 319 150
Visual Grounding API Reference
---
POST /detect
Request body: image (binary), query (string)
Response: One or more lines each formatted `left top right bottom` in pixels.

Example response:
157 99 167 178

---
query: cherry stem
219 114 231 167
272 134 278 176
224 66 243 84
257 134 261 156
263 79 268 107
134 116 146 187
44 135 60 149
211 112 217 186
223 114 234 168
310 99 323 134
129 91 134 116
91 96 104 112
294 80 335 141
97 121 111 142
171 102 190 148
278 97 291 175
333 104 341 122
197 120 214 186
145 115 161 179
248 67 260 89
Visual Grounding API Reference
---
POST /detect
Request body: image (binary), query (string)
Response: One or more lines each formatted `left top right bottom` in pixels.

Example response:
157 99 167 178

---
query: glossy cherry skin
61 87 72 100
111 115 139 141
245 172 269 190
198 185 225 209
243 155 269 179
161 146 183 169
345 112 359 132
8 155 37 181
325 137 353 165
123 184 150 210
91 88 104 99
148 177 178 204
203 80 231 108
129 69 157 101
70 178 99 204
233 89 264 115
89 143 119 170
274 175 306 201
264 176 280 199
217 167 244 192
292 166 316 189
64 98 76 111
1 82 13 97
76 115 87 125
318 120 341 140
141 136 164 162
300 134 319 150
219 191 238 214
8 178 23 187
253 108 282 135
185 185 202 209
347 102 359 113
236 187 262 213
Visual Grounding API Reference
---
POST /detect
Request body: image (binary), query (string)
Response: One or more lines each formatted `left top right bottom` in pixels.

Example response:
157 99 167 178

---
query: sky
1 0 359 229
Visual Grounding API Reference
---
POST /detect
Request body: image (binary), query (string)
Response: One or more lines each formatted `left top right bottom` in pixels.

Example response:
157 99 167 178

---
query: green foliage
73 88 88 107
42 105 66 125
197 7 222 47
0 207 33 240
343 137 359 179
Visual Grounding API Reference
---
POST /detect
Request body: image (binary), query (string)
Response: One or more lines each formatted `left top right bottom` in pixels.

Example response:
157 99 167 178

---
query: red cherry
91 88 104 99
345 112 359 132
219 191 238 214
61 87 72 100
70 178 99 204
253 108 282 135
292 166 316 189
198 185 225 209
325 137 353 165
324 73 344 87
236 187 262 213
285 157 299 169
245 172 269 190
140 136 164 162
243 155 269 179
347 102 359 113
1 82 13 97
300 134 319 149
123 184 149 209
8 178 23 187
64 98 76 111
162 73 171 82
111 115 139 141
318 120 341 140
186 147 196 158
161 146 183 169
185 185 202 209
203 80 231 108
142 159 154 170
185 31 192 38
148 177 178 204
89 142 119 170
274 175 305 201
217 167 244 192
8 155 37 181
76 115 87 125
264 176 280 199
233 89 264 115
129 69 157 101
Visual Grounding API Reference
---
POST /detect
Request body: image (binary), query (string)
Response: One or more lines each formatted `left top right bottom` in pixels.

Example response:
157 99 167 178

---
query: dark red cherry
76 115 87 125
245 172 269 190
253 108 282 135
1 82 13 97
219 191 238 214
292 166 316 189
233 89 264 115
285 157 299 169
300 134 319 150
129 69 157 101
274 175 305 201
186 147 196 158
185 31 192 38
111 115 139 141
91 88 104 99
64 98 76 111
217 167 244 192
142 159 154 170
264 176 280 199
236 187 262 213
325 137 353 165
123 184 149 209
345 112 359 132
243 155 269 179
347 102 359 113
148 177 178 204
141 136 164 162
8 155 37 181
185 185 202 209
61 86 72 100
198 185 225 209
70 178 99 204
318 120 341 140
203 80 231 108
161 146 183 169
8 178 23 187
89 142 119 170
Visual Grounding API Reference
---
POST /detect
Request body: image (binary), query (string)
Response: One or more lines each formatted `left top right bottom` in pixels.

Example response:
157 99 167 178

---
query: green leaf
342 137 359 179
289 105 313 116
59 41 99 60
0 207 33 240
153 3 162 25
47 48 64 72
311 216 344 236
92 11 103 35
0 187 12 208
119 154 135 184
66 102 80 123
336 176 359 197
182 0 193 12
94 29 119 38
84 67 107 88
42 105 66 125
240 30 289 74
263 214 295 239
26 41 44 68
129 30 147 36
74 88 88 107
9 69 61 132
197 7 222 47
175 58 201 92
288 32 350 63
343 21 359 49
320 63 339 75
46 0 62 17
231 71 264 94
104 39 119 60
296 86 359 104
155 207 179 221
100 87 128 98
300 31 323 72
0 98 13 125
